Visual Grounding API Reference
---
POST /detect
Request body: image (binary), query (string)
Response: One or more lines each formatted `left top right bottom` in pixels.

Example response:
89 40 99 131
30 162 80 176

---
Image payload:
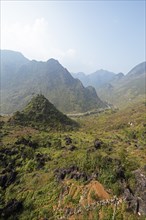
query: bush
24 160 36 172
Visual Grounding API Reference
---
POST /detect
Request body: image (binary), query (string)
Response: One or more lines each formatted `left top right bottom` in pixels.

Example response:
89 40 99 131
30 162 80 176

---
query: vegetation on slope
10 94 78 131
0 100 146 219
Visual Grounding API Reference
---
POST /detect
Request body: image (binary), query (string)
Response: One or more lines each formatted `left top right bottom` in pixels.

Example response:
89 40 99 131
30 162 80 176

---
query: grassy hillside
0 99 146 219
10 94 78 131
97 72 145 108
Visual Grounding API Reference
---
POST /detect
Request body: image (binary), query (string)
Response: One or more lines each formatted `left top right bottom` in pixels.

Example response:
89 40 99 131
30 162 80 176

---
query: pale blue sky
1 0 145 74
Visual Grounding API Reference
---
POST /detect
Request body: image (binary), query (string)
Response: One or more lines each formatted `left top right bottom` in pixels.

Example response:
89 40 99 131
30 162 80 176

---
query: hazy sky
1 0 145 74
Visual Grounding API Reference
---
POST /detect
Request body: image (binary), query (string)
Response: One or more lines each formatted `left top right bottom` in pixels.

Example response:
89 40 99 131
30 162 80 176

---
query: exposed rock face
124 168 146 216
54 165 89 182
0 171 17 189
115 167 125 180
35 153 51 169
15 137 39 149
0 199 23 218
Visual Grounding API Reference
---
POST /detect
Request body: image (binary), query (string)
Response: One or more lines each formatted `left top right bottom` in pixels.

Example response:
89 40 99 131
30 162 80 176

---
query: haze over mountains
1 49 145 114
71 70 117 88
1 50 106 114
72 61 146 107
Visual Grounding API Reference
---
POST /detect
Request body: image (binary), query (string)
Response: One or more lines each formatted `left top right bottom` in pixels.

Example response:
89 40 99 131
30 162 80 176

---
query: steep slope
1 50 29 71
97 62 146 107
1 50 106 114
127 61 146 76
1 50 29 89
10 94 78 130
72 62 145 108
71 72 90 87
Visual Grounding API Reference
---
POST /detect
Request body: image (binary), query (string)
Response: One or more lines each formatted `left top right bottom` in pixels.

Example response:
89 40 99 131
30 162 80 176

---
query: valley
72 62 146 109
0 50 146 220
1 1 145 219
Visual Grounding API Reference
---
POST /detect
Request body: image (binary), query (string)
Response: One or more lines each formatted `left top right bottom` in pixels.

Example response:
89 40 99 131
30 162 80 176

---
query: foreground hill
10 94 78 131
0 100 145 219
72 62 146 108
1 50 106 114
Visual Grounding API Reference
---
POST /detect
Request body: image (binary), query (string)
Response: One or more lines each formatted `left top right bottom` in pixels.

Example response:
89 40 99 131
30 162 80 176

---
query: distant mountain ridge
71 69 116 88
1 50 106 114
127 62 146 76
72 62 146 107
1 50 29 89
1 50 29 66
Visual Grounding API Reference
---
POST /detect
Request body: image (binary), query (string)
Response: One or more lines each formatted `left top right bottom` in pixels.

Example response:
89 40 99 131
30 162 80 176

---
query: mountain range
1 50 145 114
71 70 117 88
1 50 106 114
72 62 146 107
0 50 146 220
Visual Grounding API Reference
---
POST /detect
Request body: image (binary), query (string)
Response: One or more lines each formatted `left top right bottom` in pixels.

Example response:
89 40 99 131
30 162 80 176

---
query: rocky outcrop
15 137 39 149
54 165 89 182
68 145 77 151
94 139 103 149
0 171 17 189
0 199 23 218
64 136 72 145
124 168 146 216
35 152 51 169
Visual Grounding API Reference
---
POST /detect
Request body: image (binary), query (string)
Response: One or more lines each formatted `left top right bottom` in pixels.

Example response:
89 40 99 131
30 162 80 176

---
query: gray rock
124 169 146 216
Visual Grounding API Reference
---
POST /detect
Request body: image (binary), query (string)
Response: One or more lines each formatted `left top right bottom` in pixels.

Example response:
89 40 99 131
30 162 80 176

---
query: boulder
94 139 103 149
64 136 72 145
15 137 38 149
35 153 51 169
0 171 17 189
116 167 125 180
68 145 77 151
54 165 89 182
0 199 23 218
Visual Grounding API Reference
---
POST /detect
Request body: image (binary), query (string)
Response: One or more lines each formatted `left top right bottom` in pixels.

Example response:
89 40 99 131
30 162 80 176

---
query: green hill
10 94 78 131
0 100 145 219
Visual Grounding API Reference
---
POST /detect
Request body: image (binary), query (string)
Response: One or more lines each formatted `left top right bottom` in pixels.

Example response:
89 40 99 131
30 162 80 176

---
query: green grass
0 100 146 219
